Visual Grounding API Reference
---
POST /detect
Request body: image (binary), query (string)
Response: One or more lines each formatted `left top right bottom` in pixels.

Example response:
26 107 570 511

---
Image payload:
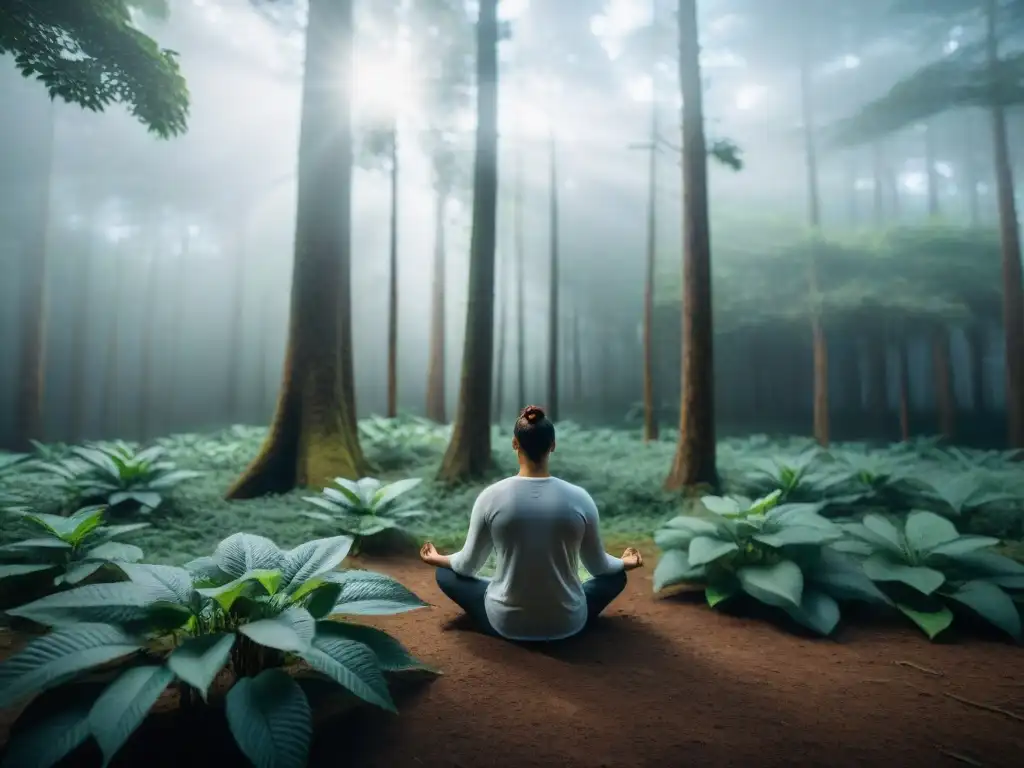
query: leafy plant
0 532 435 767
652 491 887 636
819 451 925 511
740 448 845 503
303 477 425 550
34 441 201 514
0 452 31 510
359 415 449 469
0 506 148 600
917 473 1021 521
839 510 1024 642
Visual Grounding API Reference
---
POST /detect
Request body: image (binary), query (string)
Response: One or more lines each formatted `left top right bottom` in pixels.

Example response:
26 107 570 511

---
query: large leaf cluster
0 532 434 767
303 477 425 544
0 0 189 137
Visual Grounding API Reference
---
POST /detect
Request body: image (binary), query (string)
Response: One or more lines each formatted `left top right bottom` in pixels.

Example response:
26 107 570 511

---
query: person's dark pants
435 566 628 639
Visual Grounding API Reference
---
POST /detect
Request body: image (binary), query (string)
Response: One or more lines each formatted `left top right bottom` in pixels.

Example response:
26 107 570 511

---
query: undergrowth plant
0 532 435 768
34 442 201 515
359 415 449 469
652 491 887 636
838 511 1024 641
302 477 425 551
0 453 31 510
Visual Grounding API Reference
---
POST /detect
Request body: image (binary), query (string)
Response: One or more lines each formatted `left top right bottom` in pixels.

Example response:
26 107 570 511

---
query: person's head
512 405 556 466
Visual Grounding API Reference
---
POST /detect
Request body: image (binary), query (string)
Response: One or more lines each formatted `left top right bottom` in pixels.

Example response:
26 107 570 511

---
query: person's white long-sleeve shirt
447 475 624 641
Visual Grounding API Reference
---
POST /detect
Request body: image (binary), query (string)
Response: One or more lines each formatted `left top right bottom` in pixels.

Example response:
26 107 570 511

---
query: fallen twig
895 659 943 676
937 747 982 766
943 692 1024 723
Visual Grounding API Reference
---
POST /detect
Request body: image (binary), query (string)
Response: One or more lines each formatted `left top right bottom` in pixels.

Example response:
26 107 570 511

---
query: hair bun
521 405 545 423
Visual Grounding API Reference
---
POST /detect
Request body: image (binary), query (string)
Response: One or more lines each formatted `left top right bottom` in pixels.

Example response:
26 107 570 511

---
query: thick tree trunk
931 329 955 439
514 149 526 410
665 0 717 490
642 90 659 442
986 0 1024 448
14 103 55 451
227 0 368 498
386 126 399 418
546 133 560 422
425 185 448 422
437 0 499 481
897 340 911 442
68 233 96 443
966 325 987 413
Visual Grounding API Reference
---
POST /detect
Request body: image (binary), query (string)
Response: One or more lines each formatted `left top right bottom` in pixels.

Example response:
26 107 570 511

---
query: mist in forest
0 0 1017 450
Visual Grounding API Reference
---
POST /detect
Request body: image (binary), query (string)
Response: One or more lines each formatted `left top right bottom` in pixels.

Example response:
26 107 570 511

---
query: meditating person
419 405 644 641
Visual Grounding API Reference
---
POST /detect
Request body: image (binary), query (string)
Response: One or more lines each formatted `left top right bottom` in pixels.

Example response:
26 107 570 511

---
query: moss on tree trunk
226 0 367 498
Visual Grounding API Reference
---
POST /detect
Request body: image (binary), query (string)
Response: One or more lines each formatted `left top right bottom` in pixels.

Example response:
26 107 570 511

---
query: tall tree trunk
986 0 1024 448
225 220 248 424
138 239 162 441
227 0 368 498
514 148 526 410
165 230 191 431
14 103 55 451
897 340 911 442
964 112 980 226
799 22 829 447
437 0 499 481
571 311 583 407
386 126 399 418
546 132 560 422
865 334 887 439
931 328 955 439
494 241 508 422
642 88 659 442
665 0 717 490
100 246 125 438
68 232 96 443
966 324 987 413
871 142 885 227
924 121 940 217
425 184 448 422
846 151 859 229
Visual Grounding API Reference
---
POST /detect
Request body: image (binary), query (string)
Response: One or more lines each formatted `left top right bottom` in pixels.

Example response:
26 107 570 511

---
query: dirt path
332 558 1024 768
2 558 1023 767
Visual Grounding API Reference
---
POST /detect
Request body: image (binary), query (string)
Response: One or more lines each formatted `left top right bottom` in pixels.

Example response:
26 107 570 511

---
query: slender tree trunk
924 121 940 217
138 238 162 440
425 184 448 422
865 334 887 439
799 22 829 447
225 219 248 423
571 311 583 407
872 142 885 227
386 126 399 418
165 230 191 431
68 232 96 442
966 324 987 413
642 90 659 442
665 0 717 490
986 0 1024 447
964 112 980 226
437 0 499 481
897 340 911 442
13 103 55 450
494 242 508 422
514 149 526 409
100 246 125 438
931 328 955 439
227 0 368 498
846 151 859 229
546 132 560 421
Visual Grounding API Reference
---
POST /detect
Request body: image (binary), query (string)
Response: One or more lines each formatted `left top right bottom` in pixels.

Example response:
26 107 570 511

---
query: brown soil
3 557 1024 768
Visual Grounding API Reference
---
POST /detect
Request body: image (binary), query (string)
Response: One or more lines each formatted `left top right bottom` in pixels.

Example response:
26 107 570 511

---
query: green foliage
653 491 887 636
838 511 1024 640
33 441 202 515
358 415 450 470
302 477 425 548
0 505 147 599
0 0 189 137
0 532 435 767
0 452 32 509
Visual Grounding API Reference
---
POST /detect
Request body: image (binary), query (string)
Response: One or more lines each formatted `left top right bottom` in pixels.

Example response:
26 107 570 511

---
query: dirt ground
3 556 1024 767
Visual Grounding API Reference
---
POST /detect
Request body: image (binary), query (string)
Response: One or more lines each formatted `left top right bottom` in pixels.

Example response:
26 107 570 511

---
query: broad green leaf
239 606 316 653
9 582 157 627
116 563 195 604
0 538 72 554
213 533 283 579
652 549 704 591
197 569 281 610
748 490 782 514
86 523 150 545
20 512 79 539
862 555 945 595
225 669 312 768
299 636 395 712
371 478 422 509
688 536 739 567
926 536 1002 559
783 588 841 636
60 561 105 586
945 580 1022 642
0 698 93 768
737 560 804 610
317 621 437 673
167 634 235 700
67 507 106 543
304 582 344 619
904 510 960 553
146 469 203 489
700 496 742 516
861 515 905 553
808 550 890 604
0 625 141 709
0 563 53 581
753 526 840 548
705 583 736 607
661 516 719 536
108 491 162 510
82 542 144 563
88 665 174 764
896 603 954 640
327 570 429 615
281 537 354 591
653 528 698 549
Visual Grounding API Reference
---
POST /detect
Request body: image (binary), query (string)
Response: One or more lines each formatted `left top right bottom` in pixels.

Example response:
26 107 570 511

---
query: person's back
420 405 644 642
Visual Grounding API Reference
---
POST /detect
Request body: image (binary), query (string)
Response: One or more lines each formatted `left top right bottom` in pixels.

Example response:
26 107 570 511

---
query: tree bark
931 329 955 440
68 232 96 443
137 237 162 441
546 132 560 422
514 148 526 410
897 340 911 442
571 311 583 407
665 0 717 490
227 0 368 498
865 334 887 439
13 102 55 451
386 125 399 418
493 239 508 422
966 325 987 413
224 219 248 424
871 142 885 227
437 0 499 481
924 121 940 217
425 184 448 422
642 88 659 443
986 0 1024 447
165 229 191 429
100 245 125 438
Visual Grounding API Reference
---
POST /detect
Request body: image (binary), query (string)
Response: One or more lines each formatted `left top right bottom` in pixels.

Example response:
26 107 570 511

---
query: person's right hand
621 547 643 570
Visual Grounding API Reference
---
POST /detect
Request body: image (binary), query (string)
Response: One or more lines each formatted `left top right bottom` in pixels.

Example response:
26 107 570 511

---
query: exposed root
943 692 1024 723
895 660 943 677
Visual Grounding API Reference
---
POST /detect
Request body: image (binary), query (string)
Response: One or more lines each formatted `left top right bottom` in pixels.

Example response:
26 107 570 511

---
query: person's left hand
419 541 441 566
